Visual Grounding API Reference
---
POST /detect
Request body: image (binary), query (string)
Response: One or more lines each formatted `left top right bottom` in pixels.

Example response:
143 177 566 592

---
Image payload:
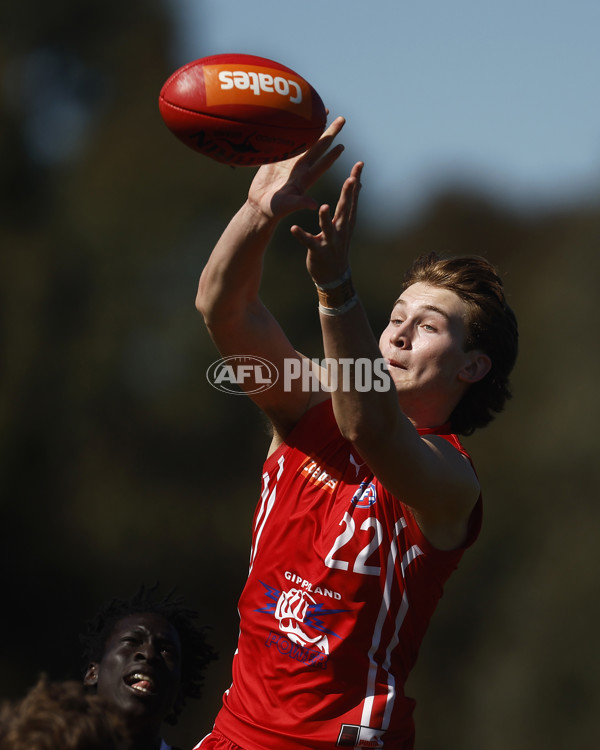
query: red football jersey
204 399 481 750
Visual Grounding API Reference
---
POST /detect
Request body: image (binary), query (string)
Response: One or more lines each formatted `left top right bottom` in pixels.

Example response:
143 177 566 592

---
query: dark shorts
194 729 246 750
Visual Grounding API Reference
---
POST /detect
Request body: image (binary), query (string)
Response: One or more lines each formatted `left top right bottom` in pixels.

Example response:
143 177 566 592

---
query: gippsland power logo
206 355 279 394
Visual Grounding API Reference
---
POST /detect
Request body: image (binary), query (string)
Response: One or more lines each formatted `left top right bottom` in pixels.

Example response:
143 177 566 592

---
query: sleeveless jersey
207 399 482 750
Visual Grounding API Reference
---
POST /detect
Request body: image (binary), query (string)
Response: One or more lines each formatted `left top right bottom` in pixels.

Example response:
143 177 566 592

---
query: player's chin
390 373 415 395
385 364 406 383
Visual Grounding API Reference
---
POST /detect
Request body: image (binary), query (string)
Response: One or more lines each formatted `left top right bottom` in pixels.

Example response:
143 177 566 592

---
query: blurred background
1 1 599 748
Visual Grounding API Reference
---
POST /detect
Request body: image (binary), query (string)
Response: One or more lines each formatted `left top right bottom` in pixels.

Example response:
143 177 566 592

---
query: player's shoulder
268 394 334 446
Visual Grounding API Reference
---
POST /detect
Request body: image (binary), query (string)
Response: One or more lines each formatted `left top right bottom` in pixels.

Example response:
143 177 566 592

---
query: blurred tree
0 0 257 735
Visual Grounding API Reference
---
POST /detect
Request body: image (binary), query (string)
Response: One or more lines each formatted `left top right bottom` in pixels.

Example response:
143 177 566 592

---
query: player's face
379 282 479 413
84 613 182 730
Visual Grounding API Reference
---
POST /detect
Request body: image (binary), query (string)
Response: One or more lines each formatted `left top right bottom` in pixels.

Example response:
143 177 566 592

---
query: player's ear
458 351 491 384
83 663 99 687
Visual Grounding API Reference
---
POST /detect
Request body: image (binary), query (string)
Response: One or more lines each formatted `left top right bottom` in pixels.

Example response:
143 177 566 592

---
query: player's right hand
247 116 347 221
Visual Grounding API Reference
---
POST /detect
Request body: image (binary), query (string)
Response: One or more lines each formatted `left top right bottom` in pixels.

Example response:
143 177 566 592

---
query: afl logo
351 481 377 509
206 355 279 395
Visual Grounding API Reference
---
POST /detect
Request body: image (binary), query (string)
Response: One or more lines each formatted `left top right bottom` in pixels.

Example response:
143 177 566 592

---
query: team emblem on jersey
257 582 347 662
351 480 377 509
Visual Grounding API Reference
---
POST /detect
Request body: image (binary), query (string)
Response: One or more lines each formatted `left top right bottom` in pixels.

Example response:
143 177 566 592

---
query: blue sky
166 0 600 226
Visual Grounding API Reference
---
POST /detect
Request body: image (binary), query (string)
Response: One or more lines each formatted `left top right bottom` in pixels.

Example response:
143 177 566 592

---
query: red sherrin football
158 54 327 166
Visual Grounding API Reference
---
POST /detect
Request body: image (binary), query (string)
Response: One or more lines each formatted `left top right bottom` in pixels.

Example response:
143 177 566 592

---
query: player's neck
399 393 455 431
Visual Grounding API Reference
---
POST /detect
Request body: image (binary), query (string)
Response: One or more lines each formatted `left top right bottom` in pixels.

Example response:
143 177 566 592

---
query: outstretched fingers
332 162 363 232
259 116 348 219
346 163 363 230
318 203 334 245
289 221 320 251
308 117 346 163
289 117 347 187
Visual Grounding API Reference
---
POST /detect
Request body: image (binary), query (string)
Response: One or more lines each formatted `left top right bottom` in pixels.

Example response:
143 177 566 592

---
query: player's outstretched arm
292 164 481 550
195 118 346 439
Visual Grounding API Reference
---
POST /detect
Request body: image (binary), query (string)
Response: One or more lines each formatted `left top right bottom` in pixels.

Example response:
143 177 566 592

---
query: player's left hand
291 161 363 286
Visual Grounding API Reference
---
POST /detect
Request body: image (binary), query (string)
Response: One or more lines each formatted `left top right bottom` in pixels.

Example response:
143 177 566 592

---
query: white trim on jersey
360 517 424 732
250 455 285 572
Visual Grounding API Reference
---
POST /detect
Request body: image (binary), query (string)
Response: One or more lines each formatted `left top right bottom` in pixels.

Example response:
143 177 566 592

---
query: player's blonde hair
403 252 518 435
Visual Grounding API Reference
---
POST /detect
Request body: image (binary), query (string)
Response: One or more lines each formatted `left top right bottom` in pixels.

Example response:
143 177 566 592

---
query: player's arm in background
291 167 482 551
195 118 346 446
